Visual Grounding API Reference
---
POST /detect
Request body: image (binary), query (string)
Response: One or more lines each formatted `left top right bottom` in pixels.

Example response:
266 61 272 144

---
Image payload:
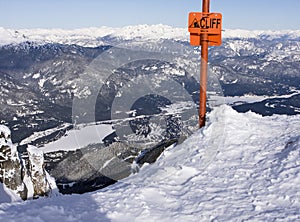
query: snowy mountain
0 105 299 221
0 25 299 47
0 25 299 195
0 25 299 143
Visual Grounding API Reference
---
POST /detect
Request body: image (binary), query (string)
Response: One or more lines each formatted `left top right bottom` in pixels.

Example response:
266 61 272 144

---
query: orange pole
199 0 210 128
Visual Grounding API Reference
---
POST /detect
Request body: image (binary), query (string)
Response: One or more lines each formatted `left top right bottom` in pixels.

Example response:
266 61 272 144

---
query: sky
0 0 299 30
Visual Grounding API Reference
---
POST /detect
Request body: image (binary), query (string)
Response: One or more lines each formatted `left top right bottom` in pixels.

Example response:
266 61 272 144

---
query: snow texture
0 105 299 221
0 183 21 204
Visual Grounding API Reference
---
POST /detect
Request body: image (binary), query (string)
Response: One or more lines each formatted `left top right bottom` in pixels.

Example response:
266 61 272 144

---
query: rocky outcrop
27 145 55 198
44 142 139 194
0 125 27 199
135 139 178 165
0 125 56 200
43 139 178 194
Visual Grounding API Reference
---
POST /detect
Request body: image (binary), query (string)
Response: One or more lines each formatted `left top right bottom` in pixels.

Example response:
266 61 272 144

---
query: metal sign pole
199 0 210 128
188 0 222 127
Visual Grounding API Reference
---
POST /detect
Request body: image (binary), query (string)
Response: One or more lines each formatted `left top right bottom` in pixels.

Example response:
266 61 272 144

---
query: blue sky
0 0 299 30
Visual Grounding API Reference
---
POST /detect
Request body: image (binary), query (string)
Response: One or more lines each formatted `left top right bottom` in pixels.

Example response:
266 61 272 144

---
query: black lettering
216 19 221 29
200 18 206 28
205 18 209 29
211 18 216 28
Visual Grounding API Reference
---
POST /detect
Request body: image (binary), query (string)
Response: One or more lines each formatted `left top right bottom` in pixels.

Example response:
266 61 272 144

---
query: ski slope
0 105 300 221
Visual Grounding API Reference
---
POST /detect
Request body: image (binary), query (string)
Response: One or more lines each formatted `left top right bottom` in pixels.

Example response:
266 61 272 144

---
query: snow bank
0 183 22 204
0 105 299 221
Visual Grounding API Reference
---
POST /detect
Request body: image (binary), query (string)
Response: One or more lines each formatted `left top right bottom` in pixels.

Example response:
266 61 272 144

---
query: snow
223 29 300 39
38 78 46 88
22 174 34 200
161 101 197 116
0 25 299 47
44 171 59 197
0 183 22 204
19 124 71 146
209 90 300 106
27 145 45 176
40 124 114 153
0 125 11 140
0 25 188 47
0 125 17 157
32 73 40 79
1 105 300 221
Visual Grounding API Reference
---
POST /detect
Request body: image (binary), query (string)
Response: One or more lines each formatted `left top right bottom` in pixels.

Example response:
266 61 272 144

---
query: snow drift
0 105 299 221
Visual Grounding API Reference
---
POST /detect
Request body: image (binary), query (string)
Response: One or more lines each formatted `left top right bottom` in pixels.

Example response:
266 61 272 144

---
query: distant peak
0 25 299 47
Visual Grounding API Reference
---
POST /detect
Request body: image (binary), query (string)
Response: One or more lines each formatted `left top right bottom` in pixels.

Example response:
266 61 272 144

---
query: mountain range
0 25 299 194
1 25 299 142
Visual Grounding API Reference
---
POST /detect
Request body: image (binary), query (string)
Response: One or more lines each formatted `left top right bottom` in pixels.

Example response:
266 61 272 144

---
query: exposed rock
43 139 178 194
44 142 140 194
27 145 52 198
135 139 178 165
0 125 56 200
0 125 27 200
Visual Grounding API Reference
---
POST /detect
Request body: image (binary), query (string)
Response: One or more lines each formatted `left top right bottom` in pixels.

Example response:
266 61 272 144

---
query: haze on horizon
0 0 299 30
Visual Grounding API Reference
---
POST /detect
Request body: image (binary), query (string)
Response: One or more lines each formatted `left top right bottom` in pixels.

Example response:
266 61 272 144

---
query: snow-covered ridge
0 25 299 47
0 24 188 47
223 29 300 39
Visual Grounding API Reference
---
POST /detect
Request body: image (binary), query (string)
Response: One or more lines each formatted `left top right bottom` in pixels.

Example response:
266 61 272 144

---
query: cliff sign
188 12 222 46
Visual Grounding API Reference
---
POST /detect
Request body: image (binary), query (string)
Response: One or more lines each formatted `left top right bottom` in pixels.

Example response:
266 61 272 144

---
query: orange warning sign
188 12 222 46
